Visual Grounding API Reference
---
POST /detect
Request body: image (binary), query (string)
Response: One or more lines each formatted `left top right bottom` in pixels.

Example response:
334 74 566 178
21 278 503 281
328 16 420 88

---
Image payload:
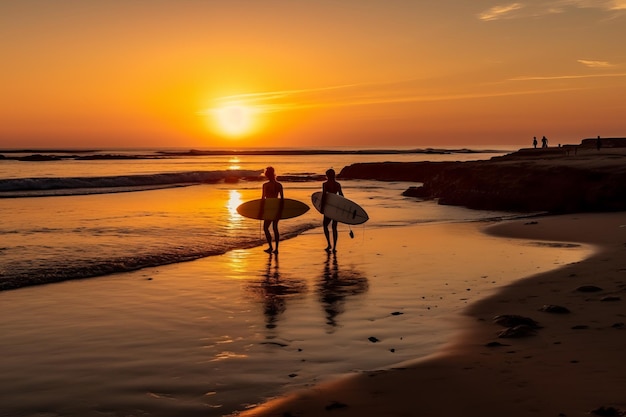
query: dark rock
402 186 429 198
17 154 61 161
498 325 537 338
390 311 404 316
485 341 510 347
575 285 603 292
339 150 626 213
493 314 541 328
601 296 621 302
368 336 380 343
540 304 571 314
591 406 625 416
325 401 348 411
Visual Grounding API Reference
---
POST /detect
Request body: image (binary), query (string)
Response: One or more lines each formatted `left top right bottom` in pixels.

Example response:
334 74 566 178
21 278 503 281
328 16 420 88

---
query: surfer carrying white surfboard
261 166 284 254
321 168 343 253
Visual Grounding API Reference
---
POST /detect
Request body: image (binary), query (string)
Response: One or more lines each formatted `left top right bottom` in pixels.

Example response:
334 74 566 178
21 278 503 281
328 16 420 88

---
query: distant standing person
541 136 548 148
321 168 343 253
261 166 284 254
596 136 602 151
533 136 538 149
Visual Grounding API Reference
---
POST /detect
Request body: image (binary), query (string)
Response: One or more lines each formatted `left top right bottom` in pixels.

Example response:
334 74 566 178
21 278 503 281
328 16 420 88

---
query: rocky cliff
339 150 626 213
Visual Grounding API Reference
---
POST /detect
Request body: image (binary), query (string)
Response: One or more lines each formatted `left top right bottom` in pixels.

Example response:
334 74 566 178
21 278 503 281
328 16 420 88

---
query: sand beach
239 212 626 417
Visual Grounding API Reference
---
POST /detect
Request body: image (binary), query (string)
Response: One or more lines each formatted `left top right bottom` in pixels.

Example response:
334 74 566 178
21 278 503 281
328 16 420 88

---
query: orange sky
1 1 625 149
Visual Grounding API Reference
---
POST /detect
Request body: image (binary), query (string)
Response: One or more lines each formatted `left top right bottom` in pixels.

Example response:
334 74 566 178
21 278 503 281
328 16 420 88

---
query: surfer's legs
331 220 338 252
263 220 273 252
323 217 339 252
323 217 332 252
272 221 280 254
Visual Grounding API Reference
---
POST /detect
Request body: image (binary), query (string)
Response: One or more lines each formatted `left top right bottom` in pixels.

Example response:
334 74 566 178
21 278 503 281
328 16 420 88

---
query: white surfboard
311 192 369 225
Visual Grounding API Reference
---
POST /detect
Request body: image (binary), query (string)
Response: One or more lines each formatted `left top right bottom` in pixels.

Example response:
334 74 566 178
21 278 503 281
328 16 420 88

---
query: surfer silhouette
261 166 284 254
321 168 343 253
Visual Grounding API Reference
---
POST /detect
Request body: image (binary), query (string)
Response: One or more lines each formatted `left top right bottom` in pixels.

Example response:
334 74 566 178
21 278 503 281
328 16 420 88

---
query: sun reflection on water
226 190 244 231
228 157 241 170
225 250 250 278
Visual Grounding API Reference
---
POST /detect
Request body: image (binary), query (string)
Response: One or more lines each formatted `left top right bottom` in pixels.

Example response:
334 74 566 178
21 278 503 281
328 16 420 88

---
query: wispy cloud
609 0 626 10
478 3 524 21
578 59 615 68
510 72 626 81
478 0 626 21
204 79 589 116
209 83 368 114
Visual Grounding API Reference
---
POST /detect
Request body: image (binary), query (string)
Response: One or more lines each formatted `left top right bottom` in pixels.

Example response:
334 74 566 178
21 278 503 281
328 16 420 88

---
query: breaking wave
0 170 262 198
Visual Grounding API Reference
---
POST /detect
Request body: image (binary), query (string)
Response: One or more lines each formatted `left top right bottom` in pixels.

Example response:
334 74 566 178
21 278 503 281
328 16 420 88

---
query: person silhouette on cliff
533 137 538 149
541 136 548 148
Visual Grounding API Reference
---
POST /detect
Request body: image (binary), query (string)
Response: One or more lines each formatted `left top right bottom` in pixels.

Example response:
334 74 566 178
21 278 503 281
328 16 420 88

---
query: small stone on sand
540 304 571 314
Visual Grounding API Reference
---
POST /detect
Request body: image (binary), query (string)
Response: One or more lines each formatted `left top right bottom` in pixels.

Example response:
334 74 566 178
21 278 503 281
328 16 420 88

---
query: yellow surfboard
236 198 310 220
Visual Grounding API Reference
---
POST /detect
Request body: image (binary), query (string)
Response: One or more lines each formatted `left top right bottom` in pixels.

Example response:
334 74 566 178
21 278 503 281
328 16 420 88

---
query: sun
213 103 256 137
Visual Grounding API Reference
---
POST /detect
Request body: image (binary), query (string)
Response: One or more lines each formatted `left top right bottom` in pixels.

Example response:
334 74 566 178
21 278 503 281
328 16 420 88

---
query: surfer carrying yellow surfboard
321 168 343 253
261 166 284 254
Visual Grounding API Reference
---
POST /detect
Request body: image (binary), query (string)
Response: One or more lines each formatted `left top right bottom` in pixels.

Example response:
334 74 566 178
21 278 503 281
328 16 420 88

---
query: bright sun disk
213 104 255 137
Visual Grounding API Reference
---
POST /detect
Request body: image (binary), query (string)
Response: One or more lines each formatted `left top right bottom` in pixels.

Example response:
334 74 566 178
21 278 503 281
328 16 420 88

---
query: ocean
0 147 590 417
0 147 518 291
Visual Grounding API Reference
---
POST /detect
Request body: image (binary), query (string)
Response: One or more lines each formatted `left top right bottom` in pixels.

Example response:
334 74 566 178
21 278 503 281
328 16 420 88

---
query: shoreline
237 212 626 417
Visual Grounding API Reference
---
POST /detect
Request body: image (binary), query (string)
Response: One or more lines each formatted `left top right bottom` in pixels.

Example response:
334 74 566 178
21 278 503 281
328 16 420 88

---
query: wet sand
0 218 592 417
238 212 626 417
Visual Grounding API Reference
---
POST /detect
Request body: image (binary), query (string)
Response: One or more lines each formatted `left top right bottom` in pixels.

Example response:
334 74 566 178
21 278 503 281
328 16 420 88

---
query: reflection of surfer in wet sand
261 166 283 254
262 254 283 329
251 255 306 331
321 169 343 253
318 253 369 331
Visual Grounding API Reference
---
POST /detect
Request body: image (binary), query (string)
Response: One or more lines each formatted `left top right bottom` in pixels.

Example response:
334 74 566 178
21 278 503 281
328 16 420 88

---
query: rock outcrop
339 148 626 213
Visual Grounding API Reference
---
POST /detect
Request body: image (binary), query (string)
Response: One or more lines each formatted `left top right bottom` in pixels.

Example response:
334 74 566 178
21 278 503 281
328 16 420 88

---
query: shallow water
0 149 518 290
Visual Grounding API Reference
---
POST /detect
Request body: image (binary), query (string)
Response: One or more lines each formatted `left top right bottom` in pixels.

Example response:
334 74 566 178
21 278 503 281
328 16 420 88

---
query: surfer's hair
326 168 335 179
265 166 275 178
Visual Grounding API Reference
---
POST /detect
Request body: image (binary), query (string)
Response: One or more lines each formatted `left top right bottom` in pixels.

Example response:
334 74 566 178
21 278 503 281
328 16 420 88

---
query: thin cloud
479 3 524 21
510 72 626 81
478 0 626 21
578 59 615 68
609 0 626 10
204 79 589 116
209 84 369 114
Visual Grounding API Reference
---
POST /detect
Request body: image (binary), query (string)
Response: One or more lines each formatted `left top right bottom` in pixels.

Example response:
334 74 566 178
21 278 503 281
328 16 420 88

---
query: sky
2 0 625 149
